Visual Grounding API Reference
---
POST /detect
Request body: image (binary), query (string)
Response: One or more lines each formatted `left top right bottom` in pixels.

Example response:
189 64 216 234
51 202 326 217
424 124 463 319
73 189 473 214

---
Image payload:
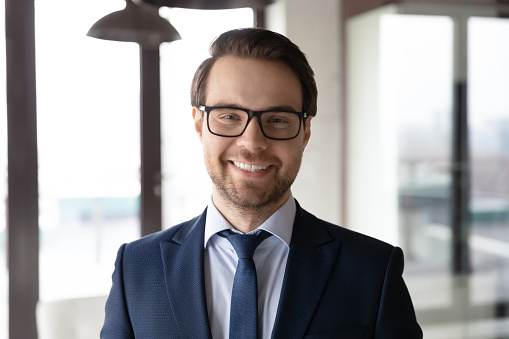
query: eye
219 114 242 120
263 113 293 126
211 108 246 123
268 117 289 124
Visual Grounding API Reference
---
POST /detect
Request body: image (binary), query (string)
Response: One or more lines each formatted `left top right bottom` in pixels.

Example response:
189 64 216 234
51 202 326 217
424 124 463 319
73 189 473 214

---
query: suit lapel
159 210 213 339
271 203 341 338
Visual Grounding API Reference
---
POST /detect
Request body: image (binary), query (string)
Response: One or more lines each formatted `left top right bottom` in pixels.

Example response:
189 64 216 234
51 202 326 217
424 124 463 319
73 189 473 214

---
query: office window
468 16 509 296
379 14 455 273
36 0 141 301
160 8 254 227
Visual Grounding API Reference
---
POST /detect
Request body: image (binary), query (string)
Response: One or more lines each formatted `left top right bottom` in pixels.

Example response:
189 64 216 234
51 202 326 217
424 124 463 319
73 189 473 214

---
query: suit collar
159 210 213 339
204 194 296 247
271 201 342 338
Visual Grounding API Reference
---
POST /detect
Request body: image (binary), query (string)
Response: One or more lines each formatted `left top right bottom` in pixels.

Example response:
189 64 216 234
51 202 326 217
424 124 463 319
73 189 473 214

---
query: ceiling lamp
87 0 181 47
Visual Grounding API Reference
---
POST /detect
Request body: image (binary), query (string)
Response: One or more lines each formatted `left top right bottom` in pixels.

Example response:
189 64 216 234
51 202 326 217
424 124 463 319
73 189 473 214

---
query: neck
212 190 291 234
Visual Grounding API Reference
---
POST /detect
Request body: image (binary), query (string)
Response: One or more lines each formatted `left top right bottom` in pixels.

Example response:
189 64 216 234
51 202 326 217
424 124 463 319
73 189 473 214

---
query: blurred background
1 0 508 338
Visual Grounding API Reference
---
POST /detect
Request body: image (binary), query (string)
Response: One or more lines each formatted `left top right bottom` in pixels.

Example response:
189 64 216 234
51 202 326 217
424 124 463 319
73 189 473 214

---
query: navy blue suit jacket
101 202 422 338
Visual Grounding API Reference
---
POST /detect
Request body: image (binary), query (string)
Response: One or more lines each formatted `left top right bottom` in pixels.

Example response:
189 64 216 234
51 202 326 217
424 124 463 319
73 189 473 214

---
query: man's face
193 56 311 211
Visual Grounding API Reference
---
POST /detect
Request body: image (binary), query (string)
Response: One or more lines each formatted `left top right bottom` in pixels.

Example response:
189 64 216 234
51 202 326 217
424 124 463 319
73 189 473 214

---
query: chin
224 186 288 211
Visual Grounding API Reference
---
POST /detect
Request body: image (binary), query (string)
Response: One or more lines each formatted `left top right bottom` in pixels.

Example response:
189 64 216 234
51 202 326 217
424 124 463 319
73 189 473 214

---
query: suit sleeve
101 244 135 339
374 247 423 339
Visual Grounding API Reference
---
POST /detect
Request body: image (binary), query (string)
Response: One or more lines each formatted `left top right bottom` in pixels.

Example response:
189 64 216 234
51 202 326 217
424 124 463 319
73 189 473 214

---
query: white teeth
233 161 269 172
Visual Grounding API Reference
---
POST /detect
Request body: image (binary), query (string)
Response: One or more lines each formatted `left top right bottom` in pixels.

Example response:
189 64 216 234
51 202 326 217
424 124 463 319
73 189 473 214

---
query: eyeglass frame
199 105 309 141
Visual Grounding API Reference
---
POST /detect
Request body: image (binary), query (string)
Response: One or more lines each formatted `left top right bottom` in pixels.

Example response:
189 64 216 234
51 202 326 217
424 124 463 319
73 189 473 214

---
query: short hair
190 28 318 117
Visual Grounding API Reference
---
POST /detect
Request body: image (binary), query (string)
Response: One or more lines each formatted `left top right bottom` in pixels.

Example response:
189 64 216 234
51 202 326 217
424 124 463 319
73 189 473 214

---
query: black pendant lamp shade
87 0 181 47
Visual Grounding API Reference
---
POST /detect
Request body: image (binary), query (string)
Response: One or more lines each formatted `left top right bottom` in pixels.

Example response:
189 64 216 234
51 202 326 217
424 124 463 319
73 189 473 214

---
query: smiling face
193 56 311 213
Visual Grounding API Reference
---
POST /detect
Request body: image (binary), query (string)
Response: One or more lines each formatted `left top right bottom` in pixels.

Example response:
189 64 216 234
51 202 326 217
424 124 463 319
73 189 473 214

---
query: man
101 28 422 338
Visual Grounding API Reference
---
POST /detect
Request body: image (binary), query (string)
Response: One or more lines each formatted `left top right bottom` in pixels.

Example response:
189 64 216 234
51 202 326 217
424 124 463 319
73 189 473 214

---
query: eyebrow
208 103 302 112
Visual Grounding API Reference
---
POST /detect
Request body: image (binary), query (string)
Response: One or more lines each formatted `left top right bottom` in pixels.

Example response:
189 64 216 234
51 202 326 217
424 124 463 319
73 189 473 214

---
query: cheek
276 143 306 170
202 133 230 159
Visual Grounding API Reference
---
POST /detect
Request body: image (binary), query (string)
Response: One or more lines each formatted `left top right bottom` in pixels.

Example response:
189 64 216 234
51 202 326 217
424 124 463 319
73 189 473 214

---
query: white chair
36 295 108 339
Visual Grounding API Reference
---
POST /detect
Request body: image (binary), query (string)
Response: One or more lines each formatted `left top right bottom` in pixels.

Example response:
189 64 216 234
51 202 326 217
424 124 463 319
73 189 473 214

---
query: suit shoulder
300 207 395 256
123 212 205 254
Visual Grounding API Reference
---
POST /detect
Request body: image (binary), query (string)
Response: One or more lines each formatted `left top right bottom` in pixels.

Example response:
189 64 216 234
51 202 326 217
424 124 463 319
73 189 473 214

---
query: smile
233 161 270 172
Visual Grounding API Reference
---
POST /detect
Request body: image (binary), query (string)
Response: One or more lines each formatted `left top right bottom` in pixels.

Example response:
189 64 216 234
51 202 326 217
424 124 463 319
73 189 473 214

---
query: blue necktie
221 230 272 339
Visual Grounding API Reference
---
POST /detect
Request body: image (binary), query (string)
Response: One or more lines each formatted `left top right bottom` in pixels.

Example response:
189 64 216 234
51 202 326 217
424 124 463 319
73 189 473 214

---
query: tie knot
220 230 271 259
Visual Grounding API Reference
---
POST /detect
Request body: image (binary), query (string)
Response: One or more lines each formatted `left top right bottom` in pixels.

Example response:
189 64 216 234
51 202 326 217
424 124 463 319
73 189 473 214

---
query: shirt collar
204 194 296 249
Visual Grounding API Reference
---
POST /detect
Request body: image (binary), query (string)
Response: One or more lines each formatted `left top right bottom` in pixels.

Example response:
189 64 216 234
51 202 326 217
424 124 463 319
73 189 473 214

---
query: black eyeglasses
199 105 308 141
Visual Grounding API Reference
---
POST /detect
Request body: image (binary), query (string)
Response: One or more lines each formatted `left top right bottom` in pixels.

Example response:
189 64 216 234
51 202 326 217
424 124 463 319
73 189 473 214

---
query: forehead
205 56 302 111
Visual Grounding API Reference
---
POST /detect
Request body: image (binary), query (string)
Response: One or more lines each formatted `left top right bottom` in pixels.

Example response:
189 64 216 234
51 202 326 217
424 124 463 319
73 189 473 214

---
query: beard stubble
205 149 303 213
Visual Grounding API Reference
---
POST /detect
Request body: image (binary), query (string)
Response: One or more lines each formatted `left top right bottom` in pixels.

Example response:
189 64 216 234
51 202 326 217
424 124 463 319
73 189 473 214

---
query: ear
192 106 204 142
303 117 312 147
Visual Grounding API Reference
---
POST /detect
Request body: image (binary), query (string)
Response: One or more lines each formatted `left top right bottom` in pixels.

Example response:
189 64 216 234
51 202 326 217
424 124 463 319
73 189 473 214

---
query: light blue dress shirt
204 194 296 339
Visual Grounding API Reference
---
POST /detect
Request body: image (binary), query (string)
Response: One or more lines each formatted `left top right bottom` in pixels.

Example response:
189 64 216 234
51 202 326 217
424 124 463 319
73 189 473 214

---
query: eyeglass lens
207 108 301 139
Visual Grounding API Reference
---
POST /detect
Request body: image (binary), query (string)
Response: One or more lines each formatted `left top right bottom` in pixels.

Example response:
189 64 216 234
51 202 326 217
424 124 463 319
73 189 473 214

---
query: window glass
379 14 454 274
376 15 459 331
36 0 141 301
468 16 509 301
160 8 254 227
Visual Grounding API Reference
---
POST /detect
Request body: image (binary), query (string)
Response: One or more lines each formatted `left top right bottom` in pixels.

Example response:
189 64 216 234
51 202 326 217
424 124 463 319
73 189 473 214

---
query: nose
236 117 268 151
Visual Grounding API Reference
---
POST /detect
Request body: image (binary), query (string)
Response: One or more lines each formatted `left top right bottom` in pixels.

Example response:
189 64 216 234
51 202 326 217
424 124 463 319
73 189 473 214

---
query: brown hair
190 28 318 117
